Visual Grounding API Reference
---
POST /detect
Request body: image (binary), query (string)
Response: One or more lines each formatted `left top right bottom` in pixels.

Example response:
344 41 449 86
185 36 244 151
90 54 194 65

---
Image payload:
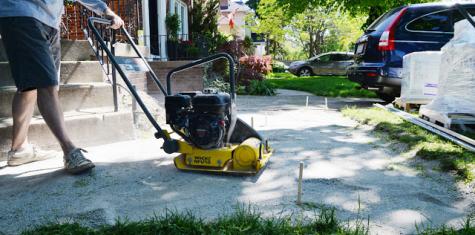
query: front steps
0 109 134 155
0 61 106 87
0 40 137 160
0 83 115 117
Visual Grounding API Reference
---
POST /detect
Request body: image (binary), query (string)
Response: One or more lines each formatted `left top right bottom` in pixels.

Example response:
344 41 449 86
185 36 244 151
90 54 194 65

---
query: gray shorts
0 17 60 91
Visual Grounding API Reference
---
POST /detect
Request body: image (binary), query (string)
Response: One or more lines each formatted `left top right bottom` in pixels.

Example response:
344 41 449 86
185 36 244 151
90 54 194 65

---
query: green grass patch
21 205 475 235
267 72 377 98
22 206 369 235
417 219 475 235
342 107 475 182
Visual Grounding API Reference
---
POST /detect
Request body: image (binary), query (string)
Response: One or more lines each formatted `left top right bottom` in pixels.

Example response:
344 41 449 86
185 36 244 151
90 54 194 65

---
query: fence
61 0 142 43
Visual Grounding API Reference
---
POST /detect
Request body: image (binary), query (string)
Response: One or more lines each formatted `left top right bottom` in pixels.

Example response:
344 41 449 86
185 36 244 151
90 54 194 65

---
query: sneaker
64 148 95 174
7 145 58 166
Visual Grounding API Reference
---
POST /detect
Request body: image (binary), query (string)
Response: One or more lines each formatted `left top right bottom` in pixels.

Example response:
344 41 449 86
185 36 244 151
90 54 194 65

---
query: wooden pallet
393 97 429 112
419 108 475 131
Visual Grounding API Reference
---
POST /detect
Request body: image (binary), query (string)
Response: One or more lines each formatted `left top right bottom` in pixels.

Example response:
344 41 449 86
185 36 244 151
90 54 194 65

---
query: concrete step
0 61 105 87
0 40 95 62
0 83 115 118
0 108 135 159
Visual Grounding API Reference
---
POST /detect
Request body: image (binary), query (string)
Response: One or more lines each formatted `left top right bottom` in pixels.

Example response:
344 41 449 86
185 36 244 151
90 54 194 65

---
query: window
367 7 405 32
407 10 452 32
317 55 331 63
170 0 188 39
330 54 349 62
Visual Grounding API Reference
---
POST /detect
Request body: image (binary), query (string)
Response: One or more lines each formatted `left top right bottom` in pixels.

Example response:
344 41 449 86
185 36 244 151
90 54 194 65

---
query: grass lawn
21 206 475 235
267 72 377 98
23 207 369 235
342 107 475 182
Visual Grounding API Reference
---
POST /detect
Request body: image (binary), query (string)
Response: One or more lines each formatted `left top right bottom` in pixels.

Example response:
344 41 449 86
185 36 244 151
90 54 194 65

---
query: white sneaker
7 145 58 166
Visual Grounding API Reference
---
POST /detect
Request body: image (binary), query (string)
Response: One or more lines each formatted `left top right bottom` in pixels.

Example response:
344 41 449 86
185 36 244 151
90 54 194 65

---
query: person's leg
40 22 95 174
2 17 93 172
36 86 75 154
10 90 37 151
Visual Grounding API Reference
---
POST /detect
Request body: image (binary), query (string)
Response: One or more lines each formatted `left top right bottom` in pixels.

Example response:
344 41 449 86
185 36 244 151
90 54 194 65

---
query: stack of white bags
401 51 442 103
419 18 475 116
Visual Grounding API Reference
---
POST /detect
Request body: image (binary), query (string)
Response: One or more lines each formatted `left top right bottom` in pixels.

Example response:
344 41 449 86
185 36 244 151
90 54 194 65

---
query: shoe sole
66 163 95 174
7 156 56 167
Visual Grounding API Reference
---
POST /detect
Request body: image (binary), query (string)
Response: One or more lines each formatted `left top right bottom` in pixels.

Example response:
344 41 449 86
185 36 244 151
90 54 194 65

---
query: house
142 0 191 60
217 0 266 56
62 0 192 61
218 0 251 40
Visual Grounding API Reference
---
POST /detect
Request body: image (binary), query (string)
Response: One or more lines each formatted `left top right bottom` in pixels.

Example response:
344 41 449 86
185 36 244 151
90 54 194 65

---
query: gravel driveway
0 90 473 234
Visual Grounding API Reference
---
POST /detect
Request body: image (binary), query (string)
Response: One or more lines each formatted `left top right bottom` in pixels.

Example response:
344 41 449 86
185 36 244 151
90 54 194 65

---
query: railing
61 1 210 61
61 0 142 43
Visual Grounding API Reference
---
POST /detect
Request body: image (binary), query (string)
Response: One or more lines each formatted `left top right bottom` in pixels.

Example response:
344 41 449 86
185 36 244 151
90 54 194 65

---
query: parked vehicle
347 2 475 102
289 52 354 77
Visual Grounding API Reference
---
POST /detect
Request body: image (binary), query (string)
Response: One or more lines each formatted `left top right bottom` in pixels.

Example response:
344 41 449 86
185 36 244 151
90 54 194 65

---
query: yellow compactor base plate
173 143 272 175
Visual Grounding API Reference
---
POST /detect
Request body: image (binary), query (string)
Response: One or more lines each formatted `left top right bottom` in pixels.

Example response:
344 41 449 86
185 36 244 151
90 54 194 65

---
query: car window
452 7 475 24
406 10 452 32
317 55 331 62
330 54 347 61
367 6 405 32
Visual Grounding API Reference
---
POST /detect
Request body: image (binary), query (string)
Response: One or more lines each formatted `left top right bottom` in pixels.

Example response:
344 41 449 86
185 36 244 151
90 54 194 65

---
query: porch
62 0 205 61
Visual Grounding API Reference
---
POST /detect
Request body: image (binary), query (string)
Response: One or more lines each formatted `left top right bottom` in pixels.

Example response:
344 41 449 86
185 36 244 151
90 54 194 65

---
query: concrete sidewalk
0 94 473 234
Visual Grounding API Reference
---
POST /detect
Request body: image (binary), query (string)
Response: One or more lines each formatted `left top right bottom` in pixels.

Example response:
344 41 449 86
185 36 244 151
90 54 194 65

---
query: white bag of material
401 51 442 103
421 18 475 115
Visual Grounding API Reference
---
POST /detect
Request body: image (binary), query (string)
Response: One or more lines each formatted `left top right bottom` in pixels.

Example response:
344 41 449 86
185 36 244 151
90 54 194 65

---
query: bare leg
36 86 76 155
11 90 37 151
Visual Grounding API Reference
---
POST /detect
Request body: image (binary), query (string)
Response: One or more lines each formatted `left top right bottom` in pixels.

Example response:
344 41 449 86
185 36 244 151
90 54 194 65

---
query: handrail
166 53 236 101
87 17 170 141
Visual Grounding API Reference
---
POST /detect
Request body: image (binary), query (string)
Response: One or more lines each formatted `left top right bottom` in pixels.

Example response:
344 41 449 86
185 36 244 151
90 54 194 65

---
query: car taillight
366 72 378 77
378 7 408 51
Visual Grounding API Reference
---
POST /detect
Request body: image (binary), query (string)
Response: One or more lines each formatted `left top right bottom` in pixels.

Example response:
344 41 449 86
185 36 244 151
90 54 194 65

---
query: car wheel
298 67 312 77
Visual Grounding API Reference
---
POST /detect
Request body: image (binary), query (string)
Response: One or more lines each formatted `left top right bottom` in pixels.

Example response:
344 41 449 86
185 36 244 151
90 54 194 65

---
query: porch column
142 0 150 49
158 0 168 61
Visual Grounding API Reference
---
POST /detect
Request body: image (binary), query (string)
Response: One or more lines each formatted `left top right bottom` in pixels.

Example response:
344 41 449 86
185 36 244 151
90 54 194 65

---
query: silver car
288 52 354 77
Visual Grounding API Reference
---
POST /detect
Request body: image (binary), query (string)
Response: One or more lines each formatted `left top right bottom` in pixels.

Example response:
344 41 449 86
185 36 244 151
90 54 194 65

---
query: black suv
347 2 475 102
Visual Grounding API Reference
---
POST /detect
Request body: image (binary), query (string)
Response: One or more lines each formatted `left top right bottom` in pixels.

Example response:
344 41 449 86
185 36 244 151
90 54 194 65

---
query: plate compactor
89 17 272 174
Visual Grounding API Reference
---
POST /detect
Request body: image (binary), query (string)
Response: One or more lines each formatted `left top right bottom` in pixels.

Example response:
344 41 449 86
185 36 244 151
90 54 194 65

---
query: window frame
170 0 189 39
405 9 454 35
316 54 332 63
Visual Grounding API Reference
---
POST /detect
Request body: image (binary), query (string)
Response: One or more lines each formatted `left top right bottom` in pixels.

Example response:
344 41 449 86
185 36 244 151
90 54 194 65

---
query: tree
275 0 432 28
189 0 226 53
246 0 260 11
290 4 339 57
250 0 290 58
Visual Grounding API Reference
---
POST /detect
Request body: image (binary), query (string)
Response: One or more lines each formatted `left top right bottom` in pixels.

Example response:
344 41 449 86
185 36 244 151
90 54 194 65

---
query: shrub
165 14 180 40
206 79 230 93
246 80 276 96
272 60 287 73
238 55 272 86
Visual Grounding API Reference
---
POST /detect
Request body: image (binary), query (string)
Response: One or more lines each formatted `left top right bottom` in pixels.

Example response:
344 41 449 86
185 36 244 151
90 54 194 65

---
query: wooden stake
251 117 254 128
297 161 304 205
265 112 268 126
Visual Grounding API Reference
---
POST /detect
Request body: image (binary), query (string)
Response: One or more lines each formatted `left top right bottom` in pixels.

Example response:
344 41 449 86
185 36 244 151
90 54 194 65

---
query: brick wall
147 61 204 95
